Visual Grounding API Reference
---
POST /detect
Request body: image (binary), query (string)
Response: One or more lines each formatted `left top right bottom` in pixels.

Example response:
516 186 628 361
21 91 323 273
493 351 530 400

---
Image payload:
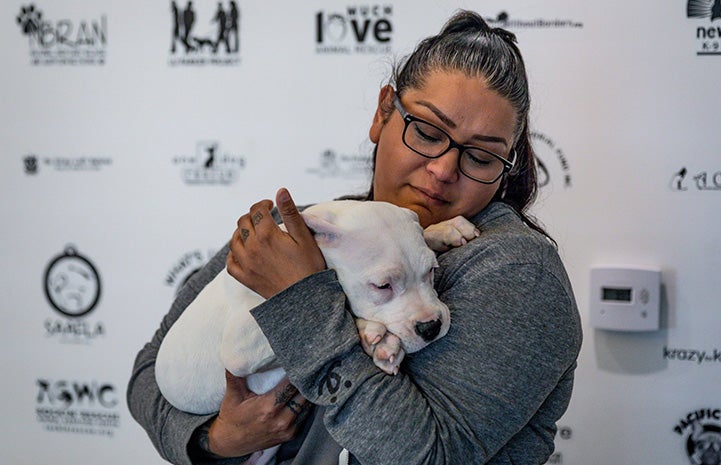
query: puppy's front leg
356 318 386 353
423 215 480 253
372 332 405 375
355 318 405 375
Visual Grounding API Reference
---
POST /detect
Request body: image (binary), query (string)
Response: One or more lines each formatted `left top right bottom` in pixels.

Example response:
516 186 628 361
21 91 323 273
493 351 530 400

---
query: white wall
1 1 719 464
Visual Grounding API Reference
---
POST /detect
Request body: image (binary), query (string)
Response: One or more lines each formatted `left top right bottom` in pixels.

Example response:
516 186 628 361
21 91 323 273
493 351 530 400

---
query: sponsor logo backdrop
1 1 719 464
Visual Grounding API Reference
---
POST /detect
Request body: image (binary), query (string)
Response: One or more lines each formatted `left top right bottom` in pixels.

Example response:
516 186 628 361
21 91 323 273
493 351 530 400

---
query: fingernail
278 188 290 203
474 229 481 237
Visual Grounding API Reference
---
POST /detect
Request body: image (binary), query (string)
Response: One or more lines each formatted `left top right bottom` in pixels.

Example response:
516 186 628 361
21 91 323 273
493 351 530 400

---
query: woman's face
369 71 517 228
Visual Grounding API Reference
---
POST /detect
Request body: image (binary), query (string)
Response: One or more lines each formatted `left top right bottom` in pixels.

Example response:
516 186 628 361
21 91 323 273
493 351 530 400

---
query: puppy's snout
415 319 442 342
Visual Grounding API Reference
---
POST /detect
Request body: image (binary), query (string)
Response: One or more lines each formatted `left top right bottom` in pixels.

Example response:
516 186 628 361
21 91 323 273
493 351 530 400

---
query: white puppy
156 200 477 414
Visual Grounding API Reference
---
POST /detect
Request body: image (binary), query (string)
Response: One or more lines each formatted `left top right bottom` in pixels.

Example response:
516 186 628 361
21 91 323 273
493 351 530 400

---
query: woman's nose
425 149 460 183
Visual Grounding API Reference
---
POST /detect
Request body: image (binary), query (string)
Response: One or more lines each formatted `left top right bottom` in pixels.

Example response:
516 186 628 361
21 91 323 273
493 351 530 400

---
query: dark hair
367 10 553 243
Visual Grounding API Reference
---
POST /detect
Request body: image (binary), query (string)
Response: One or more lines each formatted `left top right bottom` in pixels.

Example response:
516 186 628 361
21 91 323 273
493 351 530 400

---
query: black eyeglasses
393 95 515 184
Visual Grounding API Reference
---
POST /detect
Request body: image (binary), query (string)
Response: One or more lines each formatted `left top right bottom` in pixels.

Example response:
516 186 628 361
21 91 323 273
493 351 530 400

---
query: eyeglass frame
392 95 516 184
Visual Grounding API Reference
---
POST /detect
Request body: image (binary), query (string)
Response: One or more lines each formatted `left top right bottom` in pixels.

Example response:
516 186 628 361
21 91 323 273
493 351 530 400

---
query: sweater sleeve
127 244 251 465
250 228 582 465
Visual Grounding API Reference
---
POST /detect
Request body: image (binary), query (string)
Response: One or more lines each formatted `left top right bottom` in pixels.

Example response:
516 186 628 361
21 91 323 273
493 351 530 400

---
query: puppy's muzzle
415 319 443 342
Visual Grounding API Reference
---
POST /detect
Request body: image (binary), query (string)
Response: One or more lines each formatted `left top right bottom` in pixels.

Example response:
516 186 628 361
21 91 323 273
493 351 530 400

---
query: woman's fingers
225 189 326 298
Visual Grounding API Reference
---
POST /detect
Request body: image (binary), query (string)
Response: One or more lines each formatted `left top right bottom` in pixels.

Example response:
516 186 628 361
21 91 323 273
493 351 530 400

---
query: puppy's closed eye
367 281 394 305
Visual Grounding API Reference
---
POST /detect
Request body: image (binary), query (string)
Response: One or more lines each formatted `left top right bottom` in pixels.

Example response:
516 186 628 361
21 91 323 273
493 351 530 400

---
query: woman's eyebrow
417 100 458 128
416 100 508 146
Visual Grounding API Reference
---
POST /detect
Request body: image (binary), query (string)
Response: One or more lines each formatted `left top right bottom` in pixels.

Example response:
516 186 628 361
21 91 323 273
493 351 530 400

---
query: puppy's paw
355 318 387 357
372 333 405 375
423 216 480 253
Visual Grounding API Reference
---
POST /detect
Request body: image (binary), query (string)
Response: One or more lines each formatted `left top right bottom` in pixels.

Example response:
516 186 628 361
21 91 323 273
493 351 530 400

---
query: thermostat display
590 267 661 331
602 287 632 302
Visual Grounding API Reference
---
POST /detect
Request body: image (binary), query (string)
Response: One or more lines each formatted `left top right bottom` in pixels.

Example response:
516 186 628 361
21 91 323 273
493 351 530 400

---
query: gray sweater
127 201 582 465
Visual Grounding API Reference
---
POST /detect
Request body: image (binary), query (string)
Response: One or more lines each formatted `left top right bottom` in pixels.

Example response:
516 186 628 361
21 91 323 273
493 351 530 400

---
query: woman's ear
369 85 395 144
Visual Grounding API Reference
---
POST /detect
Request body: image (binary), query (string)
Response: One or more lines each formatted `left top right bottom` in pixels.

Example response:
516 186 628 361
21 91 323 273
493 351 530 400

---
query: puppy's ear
301 212 343 248
400 207 420 224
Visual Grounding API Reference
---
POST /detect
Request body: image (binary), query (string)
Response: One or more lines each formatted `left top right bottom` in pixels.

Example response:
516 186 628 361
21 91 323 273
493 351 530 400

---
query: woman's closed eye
464 150 495 167
413 123 445 144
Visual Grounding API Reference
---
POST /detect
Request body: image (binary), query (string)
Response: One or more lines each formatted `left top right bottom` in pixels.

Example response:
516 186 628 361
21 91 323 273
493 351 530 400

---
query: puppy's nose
415 319 442 342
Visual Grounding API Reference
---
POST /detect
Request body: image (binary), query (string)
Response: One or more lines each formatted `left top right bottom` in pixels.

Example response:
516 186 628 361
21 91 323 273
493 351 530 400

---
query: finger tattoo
240 228 250 242
252 211 263 226
274 383 296 406
285 399 303 415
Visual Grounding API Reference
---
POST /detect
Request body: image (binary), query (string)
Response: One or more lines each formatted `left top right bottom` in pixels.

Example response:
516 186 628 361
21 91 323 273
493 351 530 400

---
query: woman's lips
414 186 449 204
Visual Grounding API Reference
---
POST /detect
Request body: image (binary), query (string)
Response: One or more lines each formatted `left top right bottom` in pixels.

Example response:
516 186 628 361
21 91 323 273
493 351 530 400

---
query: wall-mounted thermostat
589 267 661 331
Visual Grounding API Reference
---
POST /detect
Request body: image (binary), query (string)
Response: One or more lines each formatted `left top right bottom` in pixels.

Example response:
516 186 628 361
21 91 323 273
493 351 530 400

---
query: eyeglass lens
405 120 505 183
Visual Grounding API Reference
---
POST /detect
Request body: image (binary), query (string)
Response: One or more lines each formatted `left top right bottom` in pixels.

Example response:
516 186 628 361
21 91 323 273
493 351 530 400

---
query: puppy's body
156 200 451 416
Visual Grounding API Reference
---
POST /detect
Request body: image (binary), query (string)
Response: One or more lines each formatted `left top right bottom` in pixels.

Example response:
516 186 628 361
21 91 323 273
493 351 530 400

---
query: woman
128 10 582 465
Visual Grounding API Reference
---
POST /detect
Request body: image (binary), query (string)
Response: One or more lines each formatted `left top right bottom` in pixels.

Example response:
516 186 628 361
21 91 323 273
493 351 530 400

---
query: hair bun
490 26 517 44
441 10 517 45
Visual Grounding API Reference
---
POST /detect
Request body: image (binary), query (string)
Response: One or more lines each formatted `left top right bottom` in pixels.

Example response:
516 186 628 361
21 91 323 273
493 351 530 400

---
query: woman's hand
208 371 310 457
226 188 326 299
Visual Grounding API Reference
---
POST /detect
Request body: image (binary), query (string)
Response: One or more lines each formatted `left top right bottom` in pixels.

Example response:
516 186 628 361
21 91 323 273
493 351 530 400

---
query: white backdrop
2 1 720 464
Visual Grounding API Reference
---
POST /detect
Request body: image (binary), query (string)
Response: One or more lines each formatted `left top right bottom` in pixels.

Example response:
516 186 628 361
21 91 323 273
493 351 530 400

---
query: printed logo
169 1 240 66
484 11 583 30
35 378 120 436
22 153 112 175
15 4 107 66
165 248 216 294
317 360 352 403
315 5 393 54
23 155 39 174
664 346 721 365
674 408 721 465
530 131 573 190
43 246 105 343
687 0 721 55
44 246 101 318
306 149 372 179
172 141 246 185
670 167 721 191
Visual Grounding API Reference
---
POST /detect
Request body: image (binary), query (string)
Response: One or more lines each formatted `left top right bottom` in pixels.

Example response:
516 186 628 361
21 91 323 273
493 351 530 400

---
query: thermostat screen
602 287 632 302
